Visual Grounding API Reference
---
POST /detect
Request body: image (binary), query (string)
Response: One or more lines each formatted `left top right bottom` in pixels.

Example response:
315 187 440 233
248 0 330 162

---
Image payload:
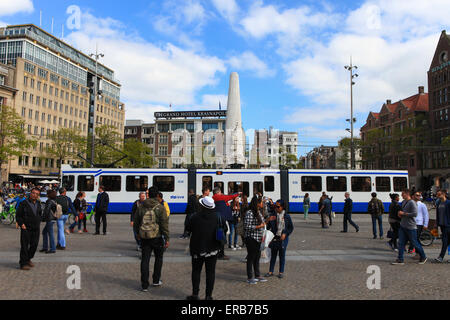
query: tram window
301 176 322 192
254 182 263 196
78 175 94 192
393 177 408 192
62 175 74 192
228 182 249 197
202 176 213 193
326 176 347 192
126 176 148 192
153 176 175 192
264 176 275 192
376 177 391 192
100 176 121 192
214 182 224 194
351 177 372 192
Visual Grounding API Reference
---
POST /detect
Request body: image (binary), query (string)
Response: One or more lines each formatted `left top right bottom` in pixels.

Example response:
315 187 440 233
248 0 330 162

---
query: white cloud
0 0 33 16
65 12 226 110
227 51 275 78
346 0 450 41
201 94 228 109
280 0 447 129
211 0 240 23
124 102 171 122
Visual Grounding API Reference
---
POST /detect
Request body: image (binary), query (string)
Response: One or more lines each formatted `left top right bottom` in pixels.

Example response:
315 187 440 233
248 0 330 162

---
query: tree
443 135 450 146
87 125 123 167
120 139 156 168
337 137 362 169
0 105 37 184
46 128 86 175
361 128 384 169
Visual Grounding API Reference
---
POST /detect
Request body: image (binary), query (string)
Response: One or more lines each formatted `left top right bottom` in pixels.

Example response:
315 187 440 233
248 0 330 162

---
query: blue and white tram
61 165 189 214
61 165 409 214
288 169 409 213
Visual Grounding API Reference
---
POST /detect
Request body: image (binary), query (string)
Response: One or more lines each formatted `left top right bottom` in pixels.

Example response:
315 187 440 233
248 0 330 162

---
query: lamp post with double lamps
345 57 358 170
89 45 104 167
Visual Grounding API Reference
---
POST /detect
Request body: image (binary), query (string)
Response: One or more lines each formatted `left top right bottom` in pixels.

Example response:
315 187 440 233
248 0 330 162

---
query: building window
158 123 169 133
301 176 322 192
159 146 168 156
159 135 168 145
158 159 168 169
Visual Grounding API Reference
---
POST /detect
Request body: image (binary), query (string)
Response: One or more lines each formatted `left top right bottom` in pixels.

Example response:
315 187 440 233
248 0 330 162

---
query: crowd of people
9 180 450 300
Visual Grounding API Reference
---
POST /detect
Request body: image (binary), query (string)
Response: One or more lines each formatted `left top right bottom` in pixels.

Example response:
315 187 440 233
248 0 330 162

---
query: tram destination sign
155 110 227 119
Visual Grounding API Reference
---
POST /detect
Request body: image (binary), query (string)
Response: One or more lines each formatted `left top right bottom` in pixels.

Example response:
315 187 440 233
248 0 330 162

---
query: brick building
360 86 429 188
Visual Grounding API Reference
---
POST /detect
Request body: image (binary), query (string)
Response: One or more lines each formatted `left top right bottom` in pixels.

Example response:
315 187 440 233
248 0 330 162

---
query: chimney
418 86 425 94
386 100 391 105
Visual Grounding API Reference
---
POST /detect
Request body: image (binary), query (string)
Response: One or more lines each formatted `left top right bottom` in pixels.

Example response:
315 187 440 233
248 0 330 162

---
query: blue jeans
371 215 383 238
398 226 426 262
269 237 289 274
57 215 68 248
42 221 56 252
228 222 238 247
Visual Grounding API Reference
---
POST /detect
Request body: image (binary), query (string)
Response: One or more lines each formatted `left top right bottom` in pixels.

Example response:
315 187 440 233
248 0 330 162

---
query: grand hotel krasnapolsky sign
154 110 227 119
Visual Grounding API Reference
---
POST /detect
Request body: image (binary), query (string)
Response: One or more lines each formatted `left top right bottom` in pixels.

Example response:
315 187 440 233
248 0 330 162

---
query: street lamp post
89 45 104 167
345 57 358 170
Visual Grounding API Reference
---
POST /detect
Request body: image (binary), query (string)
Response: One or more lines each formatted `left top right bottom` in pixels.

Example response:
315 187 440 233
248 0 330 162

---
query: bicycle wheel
420 231 433 247
7 213 15 225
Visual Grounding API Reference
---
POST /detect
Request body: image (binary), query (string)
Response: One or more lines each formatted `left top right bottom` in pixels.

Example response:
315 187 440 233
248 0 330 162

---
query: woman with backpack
243 195 267 284
40 190 58 254
228 197 241 250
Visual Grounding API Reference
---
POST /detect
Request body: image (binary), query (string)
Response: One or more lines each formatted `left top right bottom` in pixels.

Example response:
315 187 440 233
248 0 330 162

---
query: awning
19 175 59 180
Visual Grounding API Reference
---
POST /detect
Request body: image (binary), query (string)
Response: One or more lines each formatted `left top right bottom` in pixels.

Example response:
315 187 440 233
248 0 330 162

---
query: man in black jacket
94 185 109 235
16 188 42 271
341 192 359 233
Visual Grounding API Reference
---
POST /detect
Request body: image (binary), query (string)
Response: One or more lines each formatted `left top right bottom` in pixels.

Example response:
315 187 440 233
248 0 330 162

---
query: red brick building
360 86 429 188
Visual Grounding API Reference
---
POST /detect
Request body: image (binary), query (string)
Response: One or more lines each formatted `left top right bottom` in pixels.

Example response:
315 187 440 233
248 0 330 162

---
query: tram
61 165 408 214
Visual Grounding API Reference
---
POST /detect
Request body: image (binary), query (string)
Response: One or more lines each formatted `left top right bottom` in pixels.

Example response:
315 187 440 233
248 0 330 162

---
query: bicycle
68 204 95 225
0 201 16 225
419 228 435 246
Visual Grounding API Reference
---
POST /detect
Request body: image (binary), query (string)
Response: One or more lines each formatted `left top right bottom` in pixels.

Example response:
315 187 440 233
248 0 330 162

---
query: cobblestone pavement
0 214 449 300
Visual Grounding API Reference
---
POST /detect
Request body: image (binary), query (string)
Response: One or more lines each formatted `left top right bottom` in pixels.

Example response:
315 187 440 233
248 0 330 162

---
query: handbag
387 228 394 239
79 212 85 220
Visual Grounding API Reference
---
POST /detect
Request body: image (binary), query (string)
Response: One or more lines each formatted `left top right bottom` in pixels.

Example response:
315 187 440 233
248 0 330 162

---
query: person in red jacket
212 188 241 260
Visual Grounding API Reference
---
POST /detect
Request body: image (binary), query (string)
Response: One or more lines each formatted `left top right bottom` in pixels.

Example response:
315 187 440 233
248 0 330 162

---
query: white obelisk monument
225 72 246 168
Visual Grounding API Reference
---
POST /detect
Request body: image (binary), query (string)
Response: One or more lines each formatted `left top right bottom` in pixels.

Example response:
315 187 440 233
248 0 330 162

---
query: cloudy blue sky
1 0 450 155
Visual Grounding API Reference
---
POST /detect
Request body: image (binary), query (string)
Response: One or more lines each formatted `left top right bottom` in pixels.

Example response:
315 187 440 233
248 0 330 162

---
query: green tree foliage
121 139 156 168
337 137 362 169
0 105 37 183
46 128 86 174
87 125 123 167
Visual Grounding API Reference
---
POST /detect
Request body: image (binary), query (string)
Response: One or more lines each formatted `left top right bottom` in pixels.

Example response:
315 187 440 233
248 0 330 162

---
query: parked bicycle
0 200 17 225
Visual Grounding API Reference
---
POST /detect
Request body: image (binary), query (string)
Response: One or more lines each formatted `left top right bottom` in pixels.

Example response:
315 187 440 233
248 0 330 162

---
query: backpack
56 196 69 214
139 206 160 239
52 202 63 220
369 199 383 216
